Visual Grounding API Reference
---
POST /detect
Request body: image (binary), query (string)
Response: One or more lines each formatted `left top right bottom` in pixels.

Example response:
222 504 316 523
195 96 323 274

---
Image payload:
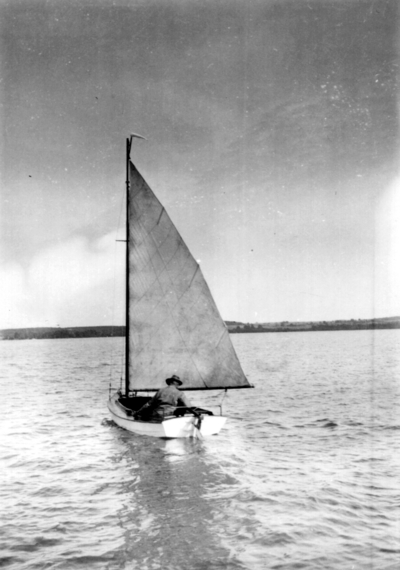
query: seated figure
135 375 192 421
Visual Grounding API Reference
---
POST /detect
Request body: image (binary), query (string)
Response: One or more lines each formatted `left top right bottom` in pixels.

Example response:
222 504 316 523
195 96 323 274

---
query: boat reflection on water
109 428 244 569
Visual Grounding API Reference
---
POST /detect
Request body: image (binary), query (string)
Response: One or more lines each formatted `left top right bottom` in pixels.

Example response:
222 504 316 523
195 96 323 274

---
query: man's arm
178 391 192 408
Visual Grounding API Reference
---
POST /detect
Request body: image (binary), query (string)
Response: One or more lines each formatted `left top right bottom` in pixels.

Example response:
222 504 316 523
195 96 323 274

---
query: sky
0 0 399 328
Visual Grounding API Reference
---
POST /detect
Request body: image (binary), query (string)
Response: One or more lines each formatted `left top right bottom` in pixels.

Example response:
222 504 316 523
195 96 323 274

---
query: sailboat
108 135 253 438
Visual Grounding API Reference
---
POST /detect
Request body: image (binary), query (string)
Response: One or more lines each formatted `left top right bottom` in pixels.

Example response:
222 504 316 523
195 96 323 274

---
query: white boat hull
107 393 227 438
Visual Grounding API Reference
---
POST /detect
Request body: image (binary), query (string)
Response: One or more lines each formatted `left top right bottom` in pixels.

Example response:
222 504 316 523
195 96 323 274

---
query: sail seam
162 263 210 389
189 264 200 288
131 254 228 388
131 280 207 388
127 165 251 391
129 216 192 346
131 253 208 388
128 214 176 306
156 207 164 226
215 328 227 349
134 206 173 247
164 303 208 389
135 248 186 309
128 165 205 388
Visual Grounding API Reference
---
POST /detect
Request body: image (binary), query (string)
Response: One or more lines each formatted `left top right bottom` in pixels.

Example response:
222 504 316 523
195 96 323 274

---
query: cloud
0 262 27 328
0 231 125 329
375 175 400 317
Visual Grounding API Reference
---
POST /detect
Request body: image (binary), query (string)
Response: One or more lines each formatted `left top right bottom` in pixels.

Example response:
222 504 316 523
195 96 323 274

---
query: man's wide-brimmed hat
166 375 182 386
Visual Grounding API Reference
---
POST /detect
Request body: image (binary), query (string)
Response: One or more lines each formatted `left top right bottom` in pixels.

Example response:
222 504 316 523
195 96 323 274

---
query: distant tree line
1 318 400 340
228 318 400 334
0 326 125 340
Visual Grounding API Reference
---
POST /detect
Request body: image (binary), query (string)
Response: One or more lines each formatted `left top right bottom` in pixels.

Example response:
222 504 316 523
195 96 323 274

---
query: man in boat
134 375 192 421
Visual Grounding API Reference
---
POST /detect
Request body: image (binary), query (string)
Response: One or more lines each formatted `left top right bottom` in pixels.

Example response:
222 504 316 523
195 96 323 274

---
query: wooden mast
125 136 131 396
124 133 146 396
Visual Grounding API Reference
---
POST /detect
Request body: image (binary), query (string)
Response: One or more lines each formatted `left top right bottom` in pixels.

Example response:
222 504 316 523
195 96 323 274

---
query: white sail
128 162 251 392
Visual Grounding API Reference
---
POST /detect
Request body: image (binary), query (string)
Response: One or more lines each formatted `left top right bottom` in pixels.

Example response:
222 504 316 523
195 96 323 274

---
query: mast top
127 133 146 161
129 132 146 140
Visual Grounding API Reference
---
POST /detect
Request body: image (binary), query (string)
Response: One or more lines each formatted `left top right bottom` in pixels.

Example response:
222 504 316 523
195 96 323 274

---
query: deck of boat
108 392 226 438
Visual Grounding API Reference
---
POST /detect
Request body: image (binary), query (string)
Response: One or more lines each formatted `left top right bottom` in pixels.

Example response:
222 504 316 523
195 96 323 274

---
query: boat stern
108 392 227 438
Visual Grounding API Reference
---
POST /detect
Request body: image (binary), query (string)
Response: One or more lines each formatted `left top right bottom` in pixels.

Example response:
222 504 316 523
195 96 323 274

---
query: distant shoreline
1 317 399 340
225 316 400 334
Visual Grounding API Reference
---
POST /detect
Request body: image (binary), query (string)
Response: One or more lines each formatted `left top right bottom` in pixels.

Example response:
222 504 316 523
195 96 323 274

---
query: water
1 330 399 569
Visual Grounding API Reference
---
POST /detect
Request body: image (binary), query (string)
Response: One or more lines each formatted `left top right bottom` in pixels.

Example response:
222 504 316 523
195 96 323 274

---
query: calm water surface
1 331 400 569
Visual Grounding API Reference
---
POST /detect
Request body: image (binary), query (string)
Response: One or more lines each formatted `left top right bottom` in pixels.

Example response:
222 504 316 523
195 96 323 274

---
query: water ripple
1 332 400 570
